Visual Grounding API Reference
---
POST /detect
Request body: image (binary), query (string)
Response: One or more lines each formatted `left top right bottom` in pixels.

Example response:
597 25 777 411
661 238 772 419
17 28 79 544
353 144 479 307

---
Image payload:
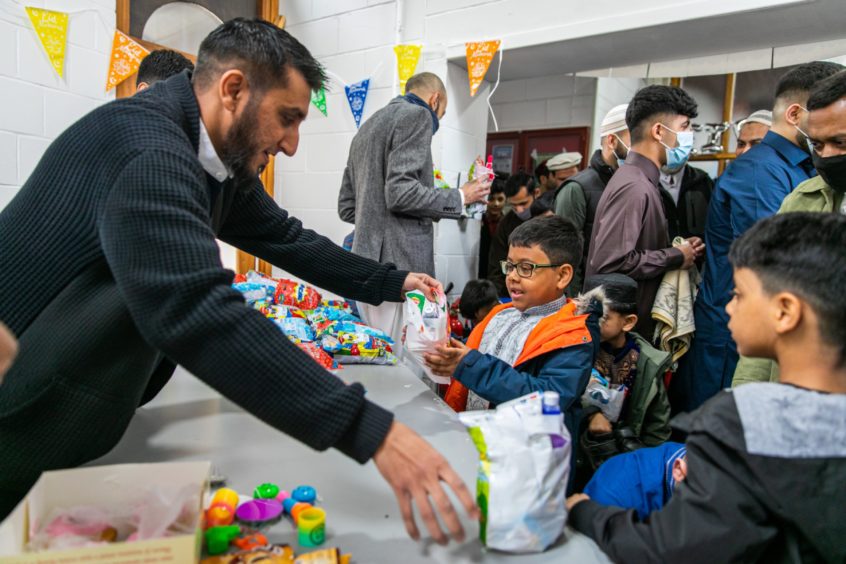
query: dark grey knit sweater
0 71 404 517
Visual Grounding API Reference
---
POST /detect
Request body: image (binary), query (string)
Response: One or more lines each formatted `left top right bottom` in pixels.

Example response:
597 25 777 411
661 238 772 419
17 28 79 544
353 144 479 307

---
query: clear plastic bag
581 369 627 422
403 290 449 384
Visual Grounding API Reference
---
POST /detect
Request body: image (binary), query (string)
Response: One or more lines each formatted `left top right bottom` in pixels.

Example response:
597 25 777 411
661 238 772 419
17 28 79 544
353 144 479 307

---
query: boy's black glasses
500 260 562 278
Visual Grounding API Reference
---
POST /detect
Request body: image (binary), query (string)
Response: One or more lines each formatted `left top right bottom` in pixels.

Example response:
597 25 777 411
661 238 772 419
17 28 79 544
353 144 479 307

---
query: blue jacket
583 442 686 520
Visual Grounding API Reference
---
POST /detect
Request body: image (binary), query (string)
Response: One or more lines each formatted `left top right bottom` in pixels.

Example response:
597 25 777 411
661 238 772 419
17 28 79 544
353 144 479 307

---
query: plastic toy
253 483 280 500
205 525 240 555
291 485 316 504
282 497 298 514
289 502 312 524
276 490 290 503
297 507 326 548
211 488 240 510
235 499 283 523
232 532 268 551
206 503 235 527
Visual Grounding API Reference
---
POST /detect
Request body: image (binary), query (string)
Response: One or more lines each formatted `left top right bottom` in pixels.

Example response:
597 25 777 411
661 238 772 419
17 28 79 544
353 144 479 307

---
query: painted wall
487 74 597 133
0 0 116 211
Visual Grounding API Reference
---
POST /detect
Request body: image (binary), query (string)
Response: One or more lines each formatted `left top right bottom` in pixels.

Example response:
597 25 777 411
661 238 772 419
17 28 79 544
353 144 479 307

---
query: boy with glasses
427 216 601 448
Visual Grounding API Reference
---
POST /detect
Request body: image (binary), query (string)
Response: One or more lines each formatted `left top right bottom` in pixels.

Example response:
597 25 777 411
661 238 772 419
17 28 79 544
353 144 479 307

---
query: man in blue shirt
671 61 844 413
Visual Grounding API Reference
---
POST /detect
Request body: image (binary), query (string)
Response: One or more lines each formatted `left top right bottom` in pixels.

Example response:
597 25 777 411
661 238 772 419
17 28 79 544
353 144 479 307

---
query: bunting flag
394 44 422 95
106 30 149 91
345 79 370 129
465 40 501 97
25 7 69 78
310 87 328 116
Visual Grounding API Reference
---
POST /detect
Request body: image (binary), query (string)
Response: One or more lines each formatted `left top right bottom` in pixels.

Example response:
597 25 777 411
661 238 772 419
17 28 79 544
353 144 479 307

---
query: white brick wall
590 77 645 152
0 0 116 211
487 74 598 132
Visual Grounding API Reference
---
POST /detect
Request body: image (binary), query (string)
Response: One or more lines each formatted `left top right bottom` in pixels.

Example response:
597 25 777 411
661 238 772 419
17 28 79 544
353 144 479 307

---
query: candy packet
403 290 449 384
274 279 322 310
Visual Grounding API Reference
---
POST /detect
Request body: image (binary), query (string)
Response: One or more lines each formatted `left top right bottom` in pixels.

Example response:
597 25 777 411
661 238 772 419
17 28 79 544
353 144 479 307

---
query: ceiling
450 0 846 80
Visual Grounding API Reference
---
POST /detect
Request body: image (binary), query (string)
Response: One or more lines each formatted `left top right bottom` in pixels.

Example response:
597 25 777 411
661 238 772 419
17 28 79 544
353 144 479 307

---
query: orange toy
289 502 312 524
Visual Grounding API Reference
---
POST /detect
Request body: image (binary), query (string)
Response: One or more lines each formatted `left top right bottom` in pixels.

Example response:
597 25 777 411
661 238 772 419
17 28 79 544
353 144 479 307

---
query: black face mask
812 151 846 193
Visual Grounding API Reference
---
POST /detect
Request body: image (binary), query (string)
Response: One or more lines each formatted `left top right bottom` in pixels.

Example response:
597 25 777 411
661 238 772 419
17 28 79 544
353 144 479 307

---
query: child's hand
588 412 613 435
424 338 470 379
566 493 590 512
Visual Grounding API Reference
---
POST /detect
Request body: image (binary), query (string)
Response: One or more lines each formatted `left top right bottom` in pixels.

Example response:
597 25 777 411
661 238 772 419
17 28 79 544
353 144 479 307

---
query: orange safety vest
443 300 593 412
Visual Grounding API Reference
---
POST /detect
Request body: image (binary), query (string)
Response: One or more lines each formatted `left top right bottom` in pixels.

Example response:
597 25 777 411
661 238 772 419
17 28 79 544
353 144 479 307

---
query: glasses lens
500 261 512 275
517 263 534 277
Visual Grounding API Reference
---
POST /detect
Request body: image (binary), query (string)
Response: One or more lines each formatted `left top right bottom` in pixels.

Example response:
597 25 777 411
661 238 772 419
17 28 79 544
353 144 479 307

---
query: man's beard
220 97 263 186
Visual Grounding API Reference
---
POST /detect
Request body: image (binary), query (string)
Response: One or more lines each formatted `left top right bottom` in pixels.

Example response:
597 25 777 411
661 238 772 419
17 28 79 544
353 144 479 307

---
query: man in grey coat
338 72 489 339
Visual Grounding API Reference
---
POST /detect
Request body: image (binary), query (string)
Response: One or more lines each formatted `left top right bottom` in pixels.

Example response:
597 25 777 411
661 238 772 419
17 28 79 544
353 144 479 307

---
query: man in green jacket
733 70 846 387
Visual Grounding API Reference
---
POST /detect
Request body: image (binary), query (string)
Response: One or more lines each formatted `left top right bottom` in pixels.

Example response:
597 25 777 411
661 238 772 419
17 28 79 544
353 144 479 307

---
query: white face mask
612 134 630 167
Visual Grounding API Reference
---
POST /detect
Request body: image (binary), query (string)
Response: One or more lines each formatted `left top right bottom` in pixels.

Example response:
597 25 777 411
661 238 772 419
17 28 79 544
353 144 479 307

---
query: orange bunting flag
394 44 422 95
106 30 149 91
465 40 500 97
25 7 69 78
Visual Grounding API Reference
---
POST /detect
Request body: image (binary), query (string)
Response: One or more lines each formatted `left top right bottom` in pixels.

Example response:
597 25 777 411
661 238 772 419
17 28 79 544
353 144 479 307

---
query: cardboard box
0 461 209 563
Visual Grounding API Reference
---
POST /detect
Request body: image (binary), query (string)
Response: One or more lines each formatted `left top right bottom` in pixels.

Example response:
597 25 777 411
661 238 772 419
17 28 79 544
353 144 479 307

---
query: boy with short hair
567 212 846 563
426 216 600 442
457 279 499 328
478 175 507 278
579 273 672 457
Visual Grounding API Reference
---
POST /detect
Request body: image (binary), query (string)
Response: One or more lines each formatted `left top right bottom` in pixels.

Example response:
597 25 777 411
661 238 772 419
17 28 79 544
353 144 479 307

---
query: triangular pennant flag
394 44 422 95
106 30 150 91
345 79 370 129
465 40 501 97
25 7 69 78
310 87 327 116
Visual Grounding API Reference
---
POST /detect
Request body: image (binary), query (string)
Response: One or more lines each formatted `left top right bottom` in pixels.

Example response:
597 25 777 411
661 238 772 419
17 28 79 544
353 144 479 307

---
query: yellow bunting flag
394 44 422 95
25 7 69 78
465 40 501 97
106 30 149 91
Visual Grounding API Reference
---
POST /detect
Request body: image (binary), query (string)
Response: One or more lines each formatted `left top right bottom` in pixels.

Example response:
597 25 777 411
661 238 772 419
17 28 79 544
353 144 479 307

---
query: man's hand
459 177 491 205
403 273 443 301
373 421 480 544
0 322 17 384
424 338 471 379
566 493 590 512
679 237 705 270
588 412 613 435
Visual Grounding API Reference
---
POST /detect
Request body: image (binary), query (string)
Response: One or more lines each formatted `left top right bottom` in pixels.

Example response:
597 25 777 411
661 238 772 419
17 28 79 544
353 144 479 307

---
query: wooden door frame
487 126 591 176
115 0 279 276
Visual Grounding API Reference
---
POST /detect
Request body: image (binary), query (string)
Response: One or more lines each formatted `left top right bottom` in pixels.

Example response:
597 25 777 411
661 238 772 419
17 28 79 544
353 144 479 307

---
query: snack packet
274 279 322 310
233 283 271 304
273 317 316 342
466 155 494 219
296 342 339 371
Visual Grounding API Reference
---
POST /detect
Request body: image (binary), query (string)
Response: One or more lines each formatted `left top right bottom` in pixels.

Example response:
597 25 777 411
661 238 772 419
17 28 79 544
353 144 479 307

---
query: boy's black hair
583 273 638 315
490 172 507 195
504 171 535 198
458 280 499 320
729 212 846 366
626 85 698 143
193 18 326 93
807 70 846 111
137 50 194 87
508 215 583 269
529 194 552 217
775 61 845 103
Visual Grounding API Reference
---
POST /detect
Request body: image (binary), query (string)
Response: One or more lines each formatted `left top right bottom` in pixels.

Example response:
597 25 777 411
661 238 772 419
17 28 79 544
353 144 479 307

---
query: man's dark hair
504 171 535 198
405 72 445 95
534 161 550 181
490 172 507 195
729 212 846 366
807 70 846 111
775 61 845 103
193 18 326 93
583 273 638 315
626 85 698 143
137 49 194 87
459 280 499 320
530 194 552 217
508 215 583 269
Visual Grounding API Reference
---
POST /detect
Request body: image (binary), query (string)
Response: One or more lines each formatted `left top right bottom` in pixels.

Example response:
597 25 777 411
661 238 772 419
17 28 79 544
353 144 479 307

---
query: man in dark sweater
0 19 477 544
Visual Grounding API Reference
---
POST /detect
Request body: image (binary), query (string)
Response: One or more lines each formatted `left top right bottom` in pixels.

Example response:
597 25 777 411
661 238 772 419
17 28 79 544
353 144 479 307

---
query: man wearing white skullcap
552 103 631 294
735 109 772 156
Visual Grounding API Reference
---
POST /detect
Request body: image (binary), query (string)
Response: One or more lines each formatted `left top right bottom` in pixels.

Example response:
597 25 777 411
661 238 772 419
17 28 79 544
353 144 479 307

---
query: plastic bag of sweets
274 279 322 310
321 333 397 365
296 341 340 371
459 391 571 553
233 283 271 304
273 317 316 342
403 290 449 383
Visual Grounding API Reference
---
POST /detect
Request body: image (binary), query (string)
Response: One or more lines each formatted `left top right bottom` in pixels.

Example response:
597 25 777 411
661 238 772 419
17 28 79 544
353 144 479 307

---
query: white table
92 363 612 563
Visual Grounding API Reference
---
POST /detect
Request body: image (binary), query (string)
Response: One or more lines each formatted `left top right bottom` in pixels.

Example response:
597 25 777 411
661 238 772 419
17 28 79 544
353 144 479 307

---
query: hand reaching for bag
373 421 480 545
424 338 471 379
403 273 443 301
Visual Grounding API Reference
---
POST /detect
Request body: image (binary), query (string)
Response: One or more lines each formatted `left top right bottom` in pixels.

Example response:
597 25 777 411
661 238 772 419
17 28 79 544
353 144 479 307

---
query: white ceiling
450 0 846 80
